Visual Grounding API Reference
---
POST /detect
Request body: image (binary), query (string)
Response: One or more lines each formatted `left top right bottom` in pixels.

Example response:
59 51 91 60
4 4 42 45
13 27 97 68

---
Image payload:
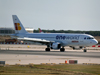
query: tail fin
38 28 42 33
38 28 44 33
12 15 27 34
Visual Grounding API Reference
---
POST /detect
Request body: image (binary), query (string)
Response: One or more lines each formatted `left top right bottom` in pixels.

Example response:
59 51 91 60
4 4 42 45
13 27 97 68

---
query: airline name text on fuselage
56 35 80 40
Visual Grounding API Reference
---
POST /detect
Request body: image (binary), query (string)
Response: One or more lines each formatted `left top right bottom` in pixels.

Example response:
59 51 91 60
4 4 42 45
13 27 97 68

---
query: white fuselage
15 33 98 47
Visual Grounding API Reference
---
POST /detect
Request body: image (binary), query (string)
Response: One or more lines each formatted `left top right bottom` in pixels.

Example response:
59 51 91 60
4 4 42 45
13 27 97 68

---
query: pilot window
87 37 94 39
84 37 94 39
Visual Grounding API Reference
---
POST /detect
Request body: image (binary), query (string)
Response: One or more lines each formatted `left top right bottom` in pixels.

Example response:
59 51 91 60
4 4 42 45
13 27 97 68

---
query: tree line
34 29 100 36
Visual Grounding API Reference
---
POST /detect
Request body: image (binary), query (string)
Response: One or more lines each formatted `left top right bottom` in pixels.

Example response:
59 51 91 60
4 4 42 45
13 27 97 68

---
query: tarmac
0 44 100 65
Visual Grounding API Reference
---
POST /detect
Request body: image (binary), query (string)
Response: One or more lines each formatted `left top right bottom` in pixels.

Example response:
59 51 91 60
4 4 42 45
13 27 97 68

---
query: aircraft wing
17 37 54 44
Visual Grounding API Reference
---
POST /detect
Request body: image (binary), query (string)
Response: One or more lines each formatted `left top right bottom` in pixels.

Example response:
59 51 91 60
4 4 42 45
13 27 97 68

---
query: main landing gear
45 47 65 52
60 47 65 52
45 48 50 51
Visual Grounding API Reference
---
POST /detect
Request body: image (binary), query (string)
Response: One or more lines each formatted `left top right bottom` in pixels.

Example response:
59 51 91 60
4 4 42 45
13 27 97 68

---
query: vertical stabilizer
12 15 27 34
38 28 44 33
38 28 42 33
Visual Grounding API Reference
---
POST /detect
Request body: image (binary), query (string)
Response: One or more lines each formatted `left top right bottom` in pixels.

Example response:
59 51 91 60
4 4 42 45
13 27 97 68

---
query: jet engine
50 42 61 49
70 46 83 50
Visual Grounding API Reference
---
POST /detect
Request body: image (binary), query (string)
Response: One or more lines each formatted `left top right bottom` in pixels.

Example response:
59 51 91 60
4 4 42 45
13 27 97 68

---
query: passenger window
84 37 86 39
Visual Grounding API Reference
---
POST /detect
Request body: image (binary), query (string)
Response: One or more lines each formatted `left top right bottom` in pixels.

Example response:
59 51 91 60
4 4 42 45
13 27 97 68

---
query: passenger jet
11 15 98 52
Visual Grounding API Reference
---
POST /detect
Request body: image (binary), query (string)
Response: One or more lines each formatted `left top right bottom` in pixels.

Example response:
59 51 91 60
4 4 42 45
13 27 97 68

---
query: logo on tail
14 23 21 30
12 15 28 33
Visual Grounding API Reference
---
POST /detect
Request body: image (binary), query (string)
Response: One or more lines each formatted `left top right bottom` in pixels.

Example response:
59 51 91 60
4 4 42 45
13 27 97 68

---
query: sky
0 0 100 31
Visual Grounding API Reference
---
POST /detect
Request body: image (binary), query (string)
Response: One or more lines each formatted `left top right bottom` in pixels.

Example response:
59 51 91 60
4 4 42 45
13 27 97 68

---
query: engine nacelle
50 42 61 49
70 46 83 50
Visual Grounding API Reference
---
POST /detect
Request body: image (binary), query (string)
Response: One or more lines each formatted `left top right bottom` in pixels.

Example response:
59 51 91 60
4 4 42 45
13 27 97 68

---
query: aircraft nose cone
94 39 98 45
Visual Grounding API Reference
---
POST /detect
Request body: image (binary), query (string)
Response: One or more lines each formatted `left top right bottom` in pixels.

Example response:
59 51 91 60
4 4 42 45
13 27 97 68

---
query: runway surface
0 49 100 65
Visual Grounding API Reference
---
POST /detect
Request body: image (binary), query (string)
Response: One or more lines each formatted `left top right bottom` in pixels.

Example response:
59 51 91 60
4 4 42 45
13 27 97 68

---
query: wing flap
17 37 54 44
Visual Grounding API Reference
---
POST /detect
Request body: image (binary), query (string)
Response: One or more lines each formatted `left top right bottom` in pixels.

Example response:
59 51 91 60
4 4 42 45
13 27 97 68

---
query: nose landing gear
83 49 87 52
83 47 87 52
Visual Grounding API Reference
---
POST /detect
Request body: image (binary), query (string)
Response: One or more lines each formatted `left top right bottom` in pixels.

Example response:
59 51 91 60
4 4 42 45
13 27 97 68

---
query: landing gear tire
60 48 65 52
45 48 50 52
83 49 87 52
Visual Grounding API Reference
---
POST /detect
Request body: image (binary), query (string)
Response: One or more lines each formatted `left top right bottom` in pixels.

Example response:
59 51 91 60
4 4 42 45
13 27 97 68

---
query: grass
0 64 100 75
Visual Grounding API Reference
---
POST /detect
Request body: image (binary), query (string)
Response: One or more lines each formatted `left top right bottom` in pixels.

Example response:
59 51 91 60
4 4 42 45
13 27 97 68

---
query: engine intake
50 42 61 49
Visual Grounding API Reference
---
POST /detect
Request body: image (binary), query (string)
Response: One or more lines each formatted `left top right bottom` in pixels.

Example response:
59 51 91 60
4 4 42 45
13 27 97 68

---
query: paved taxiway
0 45 100 65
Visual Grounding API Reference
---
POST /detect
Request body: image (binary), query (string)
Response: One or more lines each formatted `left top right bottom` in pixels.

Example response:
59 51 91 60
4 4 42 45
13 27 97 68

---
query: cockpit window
87 37 94 39
84 37 94 39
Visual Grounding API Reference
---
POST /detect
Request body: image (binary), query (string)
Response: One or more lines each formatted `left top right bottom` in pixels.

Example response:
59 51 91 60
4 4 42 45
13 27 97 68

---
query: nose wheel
83 49 87 52
83 47 87 52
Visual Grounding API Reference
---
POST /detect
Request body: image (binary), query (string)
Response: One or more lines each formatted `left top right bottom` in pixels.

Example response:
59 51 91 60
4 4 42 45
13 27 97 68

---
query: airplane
38 28 43 33
11 15 98 52
37 28 88 50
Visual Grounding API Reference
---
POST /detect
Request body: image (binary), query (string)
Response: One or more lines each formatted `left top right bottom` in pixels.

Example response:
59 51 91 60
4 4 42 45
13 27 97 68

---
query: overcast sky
0 0 100 31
